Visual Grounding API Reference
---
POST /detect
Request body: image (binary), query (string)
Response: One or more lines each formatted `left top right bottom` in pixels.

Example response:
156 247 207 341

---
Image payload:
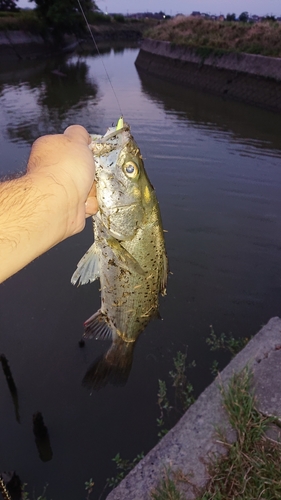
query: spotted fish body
71 119 168 387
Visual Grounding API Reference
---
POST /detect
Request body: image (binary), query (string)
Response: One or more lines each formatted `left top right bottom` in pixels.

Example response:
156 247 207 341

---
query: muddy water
0 46 281 499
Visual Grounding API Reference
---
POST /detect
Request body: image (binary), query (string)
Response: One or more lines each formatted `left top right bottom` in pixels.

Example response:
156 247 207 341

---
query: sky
17 0 281 17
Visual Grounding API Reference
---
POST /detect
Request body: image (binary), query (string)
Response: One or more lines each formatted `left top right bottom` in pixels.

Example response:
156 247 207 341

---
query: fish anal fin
83 309 113 341
71 242 100 286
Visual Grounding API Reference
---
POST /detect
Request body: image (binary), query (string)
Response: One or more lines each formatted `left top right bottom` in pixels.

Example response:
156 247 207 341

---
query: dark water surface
1 46 281 498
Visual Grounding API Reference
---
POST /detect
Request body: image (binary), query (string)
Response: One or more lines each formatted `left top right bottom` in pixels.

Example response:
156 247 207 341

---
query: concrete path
107 317 281 499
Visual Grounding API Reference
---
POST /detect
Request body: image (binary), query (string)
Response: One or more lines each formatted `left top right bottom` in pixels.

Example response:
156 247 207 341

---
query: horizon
17 0 281 17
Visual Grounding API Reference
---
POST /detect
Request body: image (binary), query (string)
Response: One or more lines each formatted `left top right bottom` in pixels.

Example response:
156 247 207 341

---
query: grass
151 367 281 499
200 368 281 499
151 468 186 500
0 10 44 33
145 16 281 57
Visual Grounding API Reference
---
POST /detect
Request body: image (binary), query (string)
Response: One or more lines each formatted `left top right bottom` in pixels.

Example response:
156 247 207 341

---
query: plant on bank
105 452 145 489
157 350 196 439
21 484 49 500
151 368 281 500
103 350 195 495
199 368 281 499
150 468 186 500
206 325 250 376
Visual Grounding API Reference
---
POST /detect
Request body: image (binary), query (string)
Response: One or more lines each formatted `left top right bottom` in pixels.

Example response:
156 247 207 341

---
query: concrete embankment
107 317 281 499
0 26 143 61
135 39 281 112
0 30 78 61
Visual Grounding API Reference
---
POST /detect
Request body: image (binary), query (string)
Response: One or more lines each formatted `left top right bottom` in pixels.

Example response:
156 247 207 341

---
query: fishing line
76 0 123 117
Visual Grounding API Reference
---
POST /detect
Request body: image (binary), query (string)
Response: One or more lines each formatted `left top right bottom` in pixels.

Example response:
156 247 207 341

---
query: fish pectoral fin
107 238 146 276
71 242 100 286
83 309 113 341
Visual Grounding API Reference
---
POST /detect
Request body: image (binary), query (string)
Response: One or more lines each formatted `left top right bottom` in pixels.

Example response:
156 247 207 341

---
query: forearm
0 126 97 283
0 173 69 283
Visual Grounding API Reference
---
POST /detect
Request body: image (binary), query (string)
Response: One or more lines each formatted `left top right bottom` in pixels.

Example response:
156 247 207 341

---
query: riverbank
107 317 281 499
135 39 281 112
0 24 145 61
145 16 281 58
0 31 79 61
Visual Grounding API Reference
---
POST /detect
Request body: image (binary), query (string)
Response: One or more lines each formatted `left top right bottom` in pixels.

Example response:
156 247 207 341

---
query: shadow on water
0 355 20 424
136 67 281 152
32 412 53 463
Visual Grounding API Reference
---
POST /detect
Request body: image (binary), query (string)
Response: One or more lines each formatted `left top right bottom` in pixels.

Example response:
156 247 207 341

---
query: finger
88 182 97 199
85 196 99 216
64 125 91 145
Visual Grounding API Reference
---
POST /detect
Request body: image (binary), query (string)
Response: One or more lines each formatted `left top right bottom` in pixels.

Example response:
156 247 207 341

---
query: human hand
0 125 99 283
27 125 98 239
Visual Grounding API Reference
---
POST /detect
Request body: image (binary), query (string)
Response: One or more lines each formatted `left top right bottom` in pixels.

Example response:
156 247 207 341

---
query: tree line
0 0 99 37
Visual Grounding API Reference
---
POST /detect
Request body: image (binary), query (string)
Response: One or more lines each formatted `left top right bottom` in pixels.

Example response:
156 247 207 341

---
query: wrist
26 169 77 244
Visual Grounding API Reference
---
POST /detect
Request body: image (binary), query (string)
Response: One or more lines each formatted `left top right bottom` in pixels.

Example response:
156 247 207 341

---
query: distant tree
238 11 249 23
264 15 276 21
31 0 98 38
226 13 236 22
0 0 19 11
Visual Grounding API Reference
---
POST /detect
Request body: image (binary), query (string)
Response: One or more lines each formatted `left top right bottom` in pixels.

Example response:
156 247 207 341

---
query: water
1 45 281 499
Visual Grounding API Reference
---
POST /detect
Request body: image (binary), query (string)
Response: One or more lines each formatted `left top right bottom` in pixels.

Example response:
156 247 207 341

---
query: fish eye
124 161 138 179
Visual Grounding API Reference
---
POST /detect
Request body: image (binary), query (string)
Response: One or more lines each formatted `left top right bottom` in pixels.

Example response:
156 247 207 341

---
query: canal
0 45 281 499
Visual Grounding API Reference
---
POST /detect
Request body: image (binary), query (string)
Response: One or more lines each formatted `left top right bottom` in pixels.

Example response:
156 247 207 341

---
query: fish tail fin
82 337 135 391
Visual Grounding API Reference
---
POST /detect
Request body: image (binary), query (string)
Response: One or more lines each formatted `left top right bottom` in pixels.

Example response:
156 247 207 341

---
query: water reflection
1 57 98 144
78 41 140 56
136 67 281 153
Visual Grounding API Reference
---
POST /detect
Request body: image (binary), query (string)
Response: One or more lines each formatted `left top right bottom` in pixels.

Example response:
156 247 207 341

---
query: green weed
157 350 195 439
206 325 249 357
85 478 95 500
198 368 281 499
150 468 185 500
105 452 144 489
21 484 49 500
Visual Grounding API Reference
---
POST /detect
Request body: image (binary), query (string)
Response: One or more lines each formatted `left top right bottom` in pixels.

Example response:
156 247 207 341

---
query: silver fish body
71 120 168 387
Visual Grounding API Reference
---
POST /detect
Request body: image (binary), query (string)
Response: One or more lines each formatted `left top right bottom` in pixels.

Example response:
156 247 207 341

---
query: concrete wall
135 39 281 112
0 31 78 61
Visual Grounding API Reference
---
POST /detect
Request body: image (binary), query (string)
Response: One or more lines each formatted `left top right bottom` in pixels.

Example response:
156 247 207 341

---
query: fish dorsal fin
83 309 113 341
107 238 146 276
71 242 100 286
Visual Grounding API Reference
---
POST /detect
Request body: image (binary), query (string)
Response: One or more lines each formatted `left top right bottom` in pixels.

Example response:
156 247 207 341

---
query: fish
71 117 168 389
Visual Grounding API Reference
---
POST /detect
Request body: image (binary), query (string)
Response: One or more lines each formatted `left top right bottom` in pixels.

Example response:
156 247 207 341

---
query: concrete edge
140 38 281 81
0 30 45 45
106 317 281 499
